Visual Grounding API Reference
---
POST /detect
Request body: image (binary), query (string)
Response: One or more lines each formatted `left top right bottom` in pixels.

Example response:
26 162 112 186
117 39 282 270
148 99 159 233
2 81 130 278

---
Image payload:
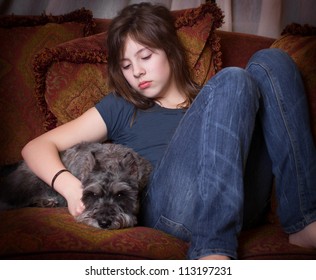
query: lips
138 81 151 90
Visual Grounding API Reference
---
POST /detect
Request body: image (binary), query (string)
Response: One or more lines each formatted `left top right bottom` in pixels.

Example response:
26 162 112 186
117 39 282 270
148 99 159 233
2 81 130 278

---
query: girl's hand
63 184 85 217
68 197 85 217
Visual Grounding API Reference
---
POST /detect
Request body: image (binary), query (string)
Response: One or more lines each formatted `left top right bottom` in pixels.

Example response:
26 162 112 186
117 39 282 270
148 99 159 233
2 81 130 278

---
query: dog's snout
98 219 112 229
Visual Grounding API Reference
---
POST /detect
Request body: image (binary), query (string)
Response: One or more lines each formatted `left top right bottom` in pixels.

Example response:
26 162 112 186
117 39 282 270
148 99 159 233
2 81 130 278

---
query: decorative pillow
0 8 95 165
270 23 316 143
34 3 224 129
173 3 224 84
34 33 108 129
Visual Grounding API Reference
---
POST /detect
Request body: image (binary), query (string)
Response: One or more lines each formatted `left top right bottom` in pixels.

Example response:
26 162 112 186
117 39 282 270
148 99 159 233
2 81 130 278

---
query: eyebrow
121 47 151 61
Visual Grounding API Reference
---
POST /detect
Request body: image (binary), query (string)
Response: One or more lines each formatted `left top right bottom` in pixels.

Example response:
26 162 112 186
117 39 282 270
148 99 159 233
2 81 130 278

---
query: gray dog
0 142 152 229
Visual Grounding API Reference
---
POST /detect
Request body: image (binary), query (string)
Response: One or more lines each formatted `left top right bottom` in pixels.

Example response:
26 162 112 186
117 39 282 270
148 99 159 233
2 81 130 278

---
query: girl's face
120 36 183 107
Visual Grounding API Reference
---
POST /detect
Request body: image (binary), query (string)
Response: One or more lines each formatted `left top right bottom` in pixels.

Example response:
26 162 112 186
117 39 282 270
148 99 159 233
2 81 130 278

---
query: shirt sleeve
95 93 134 140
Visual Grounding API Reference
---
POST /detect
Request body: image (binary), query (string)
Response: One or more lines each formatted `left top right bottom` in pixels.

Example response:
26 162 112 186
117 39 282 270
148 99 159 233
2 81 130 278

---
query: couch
0 3 316 260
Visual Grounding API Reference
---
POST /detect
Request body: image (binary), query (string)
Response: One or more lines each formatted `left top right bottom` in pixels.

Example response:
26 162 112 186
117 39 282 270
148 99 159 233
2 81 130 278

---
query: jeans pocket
154 215 192 242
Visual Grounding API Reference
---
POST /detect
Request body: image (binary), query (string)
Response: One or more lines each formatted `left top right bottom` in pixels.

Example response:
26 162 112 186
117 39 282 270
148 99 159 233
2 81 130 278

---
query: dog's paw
32 198 60 208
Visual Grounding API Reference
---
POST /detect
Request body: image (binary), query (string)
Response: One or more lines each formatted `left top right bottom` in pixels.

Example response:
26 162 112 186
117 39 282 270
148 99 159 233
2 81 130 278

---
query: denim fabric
246 49 316 233
141 49 316 259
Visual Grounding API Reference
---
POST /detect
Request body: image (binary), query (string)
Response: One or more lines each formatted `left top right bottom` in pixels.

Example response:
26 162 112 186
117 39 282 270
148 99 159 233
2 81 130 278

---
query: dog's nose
98 219 112 229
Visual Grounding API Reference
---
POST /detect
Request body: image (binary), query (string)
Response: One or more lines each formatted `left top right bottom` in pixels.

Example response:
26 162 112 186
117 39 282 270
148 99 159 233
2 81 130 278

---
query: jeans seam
248 61 306 223
154 215 192 242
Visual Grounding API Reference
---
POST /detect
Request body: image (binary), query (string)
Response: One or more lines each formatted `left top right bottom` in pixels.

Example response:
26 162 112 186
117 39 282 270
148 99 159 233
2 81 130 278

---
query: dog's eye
115 191 124 198
85 191 98 198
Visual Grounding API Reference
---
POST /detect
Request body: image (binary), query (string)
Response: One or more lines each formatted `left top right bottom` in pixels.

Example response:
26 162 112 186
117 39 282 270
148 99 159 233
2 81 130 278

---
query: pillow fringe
174 2 224 30
281 23 316 36
0 8 95 36
175 2 224 76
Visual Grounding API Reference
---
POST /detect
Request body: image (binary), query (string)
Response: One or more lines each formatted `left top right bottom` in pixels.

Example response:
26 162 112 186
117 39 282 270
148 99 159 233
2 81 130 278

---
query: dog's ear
136 157 152 190
120 152 152 190
67 151 97 181
120 152 138 176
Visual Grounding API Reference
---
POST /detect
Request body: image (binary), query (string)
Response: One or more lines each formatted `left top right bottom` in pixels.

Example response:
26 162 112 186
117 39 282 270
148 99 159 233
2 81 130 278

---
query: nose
98 219 112 229
133 64 145 78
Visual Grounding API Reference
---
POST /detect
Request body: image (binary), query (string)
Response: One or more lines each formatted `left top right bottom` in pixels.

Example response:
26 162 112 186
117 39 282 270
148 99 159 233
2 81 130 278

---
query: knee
210 67 259 99
247 48 295 71
214 66 248 78
202 67 259 111
209 67 252 88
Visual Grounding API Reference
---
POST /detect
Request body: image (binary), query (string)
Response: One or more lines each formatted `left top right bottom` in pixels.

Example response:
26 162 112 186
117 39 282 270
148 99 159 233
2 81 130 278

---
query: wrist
51 169 70 190
52 171 82 199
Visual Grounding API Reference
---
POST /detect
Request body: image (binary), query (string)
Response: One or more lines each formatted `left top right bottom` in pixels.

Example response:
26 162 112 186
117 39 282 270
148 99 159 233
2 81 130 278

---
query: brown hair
107 2 199 109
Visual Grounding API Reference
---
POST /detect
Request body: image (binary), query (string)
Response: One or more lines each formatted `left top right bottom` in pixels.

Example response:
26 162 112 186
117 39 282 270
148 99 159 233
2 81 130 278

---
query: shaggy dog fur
0 142 152 229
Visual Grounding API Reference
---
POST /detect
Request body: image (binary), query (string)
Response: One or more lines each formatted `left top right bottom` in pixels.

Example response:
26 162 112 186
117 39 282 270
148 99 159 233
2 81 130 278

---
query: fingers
69 200 85 217
74 201 85 217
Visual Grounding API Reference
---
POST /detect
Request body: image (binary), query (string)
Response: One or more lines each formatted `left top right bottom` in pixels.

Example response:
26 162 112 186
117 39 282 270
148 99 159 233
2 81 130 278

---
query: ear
136 157 152 190
119 151 152 190
67 151 96 182
120 152 138 177
80 151 98 181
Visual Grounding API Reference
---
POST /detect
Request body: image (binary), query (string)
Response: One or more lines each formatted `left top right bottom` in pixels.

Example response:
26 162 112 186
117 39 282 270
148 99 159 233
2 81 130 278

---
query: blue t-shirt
95 93 186 167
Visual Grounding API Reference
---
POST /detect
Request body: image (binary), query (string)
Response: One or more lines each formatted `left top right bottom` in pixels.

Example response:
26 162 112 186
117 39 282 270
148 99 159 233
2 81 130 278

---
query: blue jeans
141 49 316 259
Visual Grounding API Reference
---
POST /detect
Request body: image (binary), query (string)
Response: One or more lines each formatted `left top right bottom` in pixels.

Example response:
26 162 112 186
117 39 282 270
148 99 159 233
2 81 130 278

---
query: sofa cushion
0 9 95 165
270 23 316 143
1 207 315 260
0 207 188 260
33 3 224 129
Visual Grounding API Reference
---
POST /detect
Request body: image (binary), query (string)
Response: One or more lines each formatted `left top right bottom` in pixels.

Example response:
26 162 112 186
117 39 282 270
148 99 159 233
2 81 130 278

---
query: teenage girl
22 3 316 259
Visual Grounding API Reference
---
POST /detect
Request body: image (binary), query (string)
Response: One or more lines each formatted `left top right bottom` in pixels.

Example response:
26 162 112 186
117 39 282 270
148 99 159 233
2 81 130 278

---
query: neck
155 83 186 109
155 96 186 109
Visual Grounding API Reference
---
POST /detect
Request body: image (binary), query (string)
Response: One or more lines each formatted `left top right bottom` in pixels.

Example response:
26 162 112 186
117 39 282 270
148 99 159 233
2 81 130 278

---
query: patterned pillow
33 3 224 129
0 9 95 165
174 3 224 84
270 23 316 143
35 32 109 129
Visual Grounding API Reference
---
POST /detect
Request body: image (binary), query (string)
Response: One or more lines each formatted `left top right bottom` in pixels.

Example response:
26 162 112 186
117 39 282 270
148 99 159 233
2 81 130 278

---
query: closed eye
141 54 152 60
122 64 131 70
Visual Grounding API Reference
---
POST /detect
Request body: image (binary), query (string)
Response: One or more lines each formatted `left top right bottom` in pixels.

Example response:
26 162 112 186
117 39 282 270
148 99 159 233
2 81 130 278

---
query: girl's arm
21 107 108 217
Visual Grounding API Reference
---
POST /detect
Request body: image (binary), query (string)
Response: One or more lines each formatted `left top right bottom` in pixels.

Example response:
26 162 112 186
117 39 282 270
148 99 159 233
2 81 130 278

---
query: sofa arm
217 30 275 68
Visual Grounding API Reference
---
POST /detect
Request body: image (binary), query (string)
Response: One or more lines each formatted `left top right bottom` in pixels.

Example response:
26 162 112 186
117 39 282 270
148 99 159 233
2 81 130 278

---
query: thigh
140 67 260 250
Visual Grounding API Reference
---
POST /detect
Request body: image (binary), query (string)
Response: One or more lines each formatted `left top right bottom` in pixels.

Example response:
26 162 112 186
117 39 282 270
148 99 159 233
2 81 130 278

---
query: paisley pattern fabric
238 223 316 260
271 23 316 143
174 3 224 84
0 208 188 260
1 208 315 259
0 9 95 165
34 32 108 129
33 2 224 130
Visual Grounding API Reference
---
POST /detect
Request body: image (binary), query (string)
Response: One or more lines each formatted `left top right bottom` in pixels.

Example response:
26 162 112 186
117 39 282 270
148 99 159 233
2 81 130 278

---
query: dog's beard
76 206 137 229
